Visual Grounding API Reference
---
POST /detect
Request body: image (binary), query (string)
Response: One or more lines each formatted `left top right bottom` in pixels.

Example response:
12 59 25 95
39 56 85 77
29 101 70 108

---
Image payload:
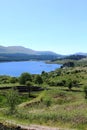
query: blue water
0 61 61 77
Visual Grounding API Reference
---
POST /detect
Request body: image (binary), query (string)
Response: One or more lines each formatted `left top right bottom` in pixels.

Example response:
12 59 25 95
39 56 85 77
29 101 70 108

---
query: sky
0 0 87 54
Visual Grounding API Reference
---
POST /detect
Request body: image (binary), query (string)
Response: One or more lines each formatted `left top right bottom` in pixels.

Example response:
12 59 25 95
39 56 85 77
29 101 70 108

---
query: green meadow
0 59 87 130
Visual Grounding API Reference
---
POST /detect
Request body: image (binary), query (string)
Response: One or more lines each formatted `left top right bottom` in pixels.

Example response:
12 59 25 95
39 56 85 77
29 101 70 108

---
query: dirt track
3 121 75 130
15 124 63 130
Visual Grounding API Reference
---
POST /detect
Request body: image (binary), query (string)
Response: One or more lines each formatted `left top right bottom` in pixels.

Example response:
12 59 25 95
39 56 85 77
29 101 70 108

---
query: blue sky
0 0 87 54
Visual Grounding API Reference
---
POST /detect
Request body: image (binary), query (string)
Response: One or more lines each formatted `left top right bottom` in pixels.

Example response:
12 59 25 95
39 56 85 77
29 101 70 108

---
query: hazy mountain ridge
0 46 87 62
75 52 87 56
0 46 59 56
0 46 62 61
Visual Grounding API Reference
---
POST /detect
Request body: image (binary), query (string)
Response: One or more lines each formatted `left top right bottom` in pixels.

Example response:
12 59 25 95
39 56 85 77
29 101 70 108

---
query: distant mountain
37 51 59 55
0 46 63 61
63 54 87 60
0 46 36 54
0 46 60 56
75 52 87 56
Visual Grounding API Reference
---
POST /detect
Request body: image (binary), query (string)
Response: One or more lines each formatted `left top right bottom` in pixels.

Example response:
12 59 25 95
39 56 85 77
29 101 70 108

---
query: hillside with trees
0 58 87 129
0 46 62 62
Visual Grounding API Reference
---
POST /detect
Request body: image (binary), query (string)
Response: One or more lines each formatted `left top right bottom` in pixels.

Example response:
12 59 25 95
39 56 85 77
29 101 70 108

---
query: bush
84 86 87 99
43 98 52 107
9 77 18 83
35 75 43 84
66 79 79 90
19 72 32 84
6 89 19 114
26 81 32 97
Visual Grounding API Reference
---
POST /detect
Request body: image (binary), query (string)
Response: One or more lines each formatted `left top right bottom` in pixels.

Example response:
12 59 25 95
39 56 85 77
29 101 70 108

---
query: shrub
6 89 19 114
35 75 43 84
84 86 87 99
43 98 52 107
19 72 32 84
26 81 32 97
9 77 18 83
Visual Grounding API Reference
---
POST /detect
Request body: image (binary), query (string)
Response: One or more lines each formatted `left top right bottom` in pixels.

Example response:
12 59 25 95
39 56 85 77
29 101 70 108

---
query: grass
17 89 87 130
16 90 87 130
0 88 86 129
0 83 20 87
0 65 87 129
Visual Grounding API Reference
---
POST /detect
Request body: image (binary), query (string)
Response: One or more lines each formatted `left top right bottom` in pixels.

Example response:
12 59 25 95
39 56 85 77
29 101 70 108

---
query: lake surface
0 61 61 77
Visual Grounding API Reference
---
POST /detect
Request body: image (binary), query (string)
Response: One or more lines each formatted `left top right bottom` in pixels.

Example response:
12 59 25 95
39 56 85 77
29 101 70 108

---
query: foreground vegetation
0 58 87 129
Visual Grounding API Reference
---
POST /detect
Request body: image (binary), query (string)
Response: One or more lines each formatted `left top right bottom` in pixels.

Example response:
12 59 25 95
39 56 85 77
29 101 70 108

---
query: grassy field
0 88 87 130
0 64 87 130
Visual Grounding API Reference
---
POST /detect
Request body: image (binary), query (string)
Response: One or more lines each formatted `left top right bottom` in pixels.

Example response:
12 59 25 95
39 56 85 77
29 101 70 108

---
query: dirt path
4 121 75 130
15 124 67 130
